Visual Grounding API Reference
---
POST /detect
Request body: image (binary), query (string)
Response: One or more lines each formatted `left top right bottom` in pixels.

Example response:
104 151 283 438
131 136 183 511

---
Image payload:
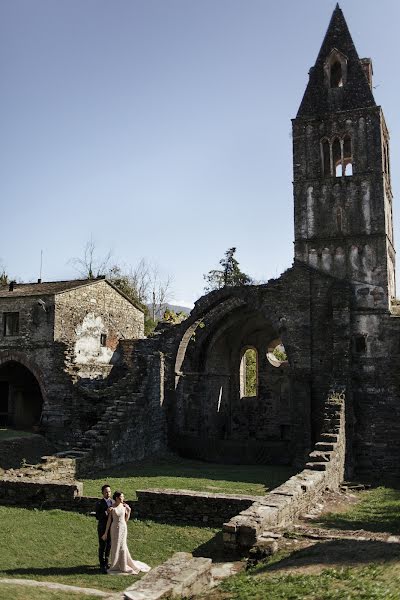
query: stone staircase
57 339 160 472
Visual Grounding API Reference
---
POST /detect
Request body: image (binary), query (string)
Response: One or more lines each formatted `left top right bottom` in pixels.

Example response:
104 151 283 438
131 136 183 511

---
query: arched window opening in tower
332 138 342 177
330 61 343 88
321 139 330 176
240 347 258 398
267 339 288 368
343 135 353 176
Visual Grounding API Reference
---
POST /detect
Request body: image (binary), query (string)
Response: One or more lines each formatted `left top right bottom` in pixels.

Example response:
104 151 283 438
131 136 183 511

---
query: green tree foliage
273 345 287 362
0 270 8 286
162 308 187 324
244 348 257 396
204 247 252 292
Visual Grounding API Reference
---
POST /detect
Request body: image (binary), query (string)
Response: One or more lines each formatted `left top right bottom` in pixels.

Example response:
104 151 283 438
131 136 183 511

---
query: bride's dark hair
113 491 123 501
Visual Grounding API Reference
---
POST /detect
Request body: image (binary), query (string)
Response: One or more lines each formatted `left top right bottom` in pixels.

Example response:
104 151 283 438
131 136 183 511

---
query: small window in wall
330 61 343 88
240 347 258 398
332 138 342 177
267 339 288 368
3 312 19 336
355 335 366 353
343 135 353 176
321 139 330 176
100 333 107 347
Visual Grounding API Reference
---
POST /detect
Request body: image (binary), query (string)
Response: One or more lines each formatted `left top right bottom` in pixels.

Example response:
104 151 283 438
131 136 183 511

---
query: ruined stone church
1 5 399 479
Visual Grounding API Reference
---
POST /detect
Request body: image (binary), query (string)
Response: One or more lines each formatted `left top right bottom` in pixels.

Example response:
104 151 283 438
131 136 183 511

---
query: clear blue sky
1 0 399 306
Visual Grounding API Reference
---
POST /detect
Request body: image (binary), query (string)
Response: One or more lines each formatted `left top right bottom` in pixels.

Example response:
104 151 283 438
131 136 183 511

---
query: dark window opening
100 333 107 347
322 139 330 176
343 135 353 176
331 61 343 88
3 313 19 336
355 336 367 353
332 138 342 177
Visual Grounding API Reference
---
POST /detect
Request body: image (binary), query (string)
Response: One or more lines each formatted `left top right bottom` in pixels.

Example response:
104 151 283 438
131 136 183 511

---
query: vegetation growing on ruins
204 247 253 291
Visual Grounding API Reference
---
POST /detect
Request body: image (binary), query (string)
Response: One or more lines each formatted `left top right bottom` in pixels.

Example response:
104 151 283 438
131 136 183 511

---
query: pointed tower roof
297 5 376 117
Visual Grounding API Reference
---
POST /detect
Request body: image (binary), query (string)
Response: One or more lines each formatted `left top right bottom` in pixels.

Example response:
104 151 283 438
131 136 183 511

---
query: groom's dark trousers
95 498 111 571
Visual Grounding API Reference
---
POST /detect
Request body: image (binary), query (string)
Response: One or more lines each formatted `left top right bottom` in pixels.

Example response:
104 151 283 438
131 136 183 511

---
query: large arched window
240 347 258 398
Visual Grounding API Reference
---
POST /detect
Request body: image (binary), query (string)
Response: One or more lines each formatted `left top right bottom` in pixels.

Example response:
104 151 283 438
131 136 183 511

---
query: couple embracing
96 484 151 575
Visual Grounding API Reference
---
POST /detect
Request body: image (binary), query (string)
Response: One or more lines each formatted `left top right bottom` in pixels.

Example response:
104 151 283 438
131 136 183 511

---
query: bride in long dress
102 491 151 575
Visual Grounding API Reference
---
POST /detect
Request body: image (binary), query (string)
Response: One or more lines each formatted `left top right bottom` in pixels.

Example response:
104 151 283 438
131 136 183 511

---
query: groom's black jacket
95 498 110 536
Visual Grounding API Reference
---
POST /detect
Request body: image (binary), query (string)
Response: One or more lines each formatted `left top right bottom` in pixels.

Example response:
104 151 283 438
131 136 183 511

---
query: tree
70 238 112 279
204 247 252 292
70 240 174 335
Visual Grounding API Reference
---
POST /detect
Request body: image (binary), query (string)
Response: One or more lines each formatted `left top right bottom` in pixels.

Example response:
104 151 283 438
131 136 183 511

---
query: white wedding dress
107 504 151 575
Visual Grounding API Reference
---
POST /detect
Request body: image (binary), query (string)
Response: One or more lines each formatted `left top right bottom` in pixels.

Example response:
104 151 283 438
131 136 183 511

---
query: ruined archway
171 295 299 464
0 360 44 429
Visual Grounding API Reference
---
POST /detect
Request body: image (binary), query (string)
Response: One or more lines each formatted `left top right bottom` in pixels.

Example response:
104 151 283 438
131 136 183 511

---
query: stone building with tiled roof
0 276 144 438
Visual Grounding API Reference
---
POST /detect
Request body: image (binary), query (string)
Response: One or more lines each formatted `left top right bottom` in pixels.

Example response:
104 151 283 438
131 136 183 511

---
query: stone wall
222 391 346 551
135 488 258 526
55 279 144 380
0 478 82 508
156 263 347 468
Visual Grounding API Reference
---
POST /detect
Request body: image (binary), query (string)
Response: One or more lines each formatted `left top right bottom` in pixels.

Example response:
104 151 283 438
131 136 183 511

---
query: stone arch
0 352 47 429
170 289 298 464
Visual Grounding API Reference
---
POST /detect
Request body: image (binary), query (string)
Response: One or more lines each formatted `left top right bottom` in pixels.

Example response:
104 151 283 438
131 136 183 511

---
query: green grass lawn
82 456 294 499
0 583 103 600
0 506 218 593
0 428 37 441
316 486 400 534
215 563 400 599
207 485 400 599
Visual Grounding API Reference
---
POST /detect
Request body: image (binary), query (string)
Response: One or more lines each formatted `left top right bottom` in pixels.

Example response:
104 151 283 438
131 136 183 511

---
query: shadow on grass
256 539 400 575
81 455 295 489
192 531 226 562
0 565 100 577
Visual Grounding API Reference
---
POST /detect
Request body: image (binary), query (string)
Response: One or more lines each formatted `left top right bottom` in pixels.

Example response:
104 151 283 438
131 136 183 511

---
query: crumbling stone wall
55 279 144 380
155 263 348 468
223 391 346 552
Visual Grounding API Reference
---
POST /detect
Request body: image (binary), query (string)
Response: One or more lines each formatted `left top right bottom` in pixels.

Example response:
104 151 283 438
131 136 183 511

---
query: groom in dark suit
95 484 112 573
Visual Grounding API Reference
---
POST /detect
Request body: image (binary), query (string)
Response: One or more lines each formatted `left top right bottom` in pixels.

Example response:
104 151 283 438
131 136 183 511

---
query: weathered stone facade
0 278 144 443
2 6 400 485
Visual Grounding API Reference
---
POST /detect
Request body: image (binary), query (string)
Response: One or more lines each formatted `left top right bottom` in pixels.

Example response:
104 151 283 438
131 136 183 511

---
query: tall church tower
293 5 395 303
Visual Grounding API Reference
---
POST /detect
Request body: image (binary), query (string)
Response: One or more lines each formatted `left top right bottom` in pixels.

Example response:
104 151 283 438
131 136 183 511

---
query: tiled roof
0 277 107 298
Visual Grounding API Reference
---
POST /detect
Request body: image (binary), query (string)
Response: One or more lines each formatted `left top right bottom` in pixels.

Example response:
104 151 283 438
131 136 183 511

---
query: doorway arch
0 358 45 429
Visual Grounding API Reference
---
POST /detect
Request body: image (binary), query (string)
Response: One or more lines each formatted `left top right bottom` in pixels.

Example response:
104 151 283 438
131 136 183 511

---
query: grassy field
317 486 400 534
0 428 37 441
82 456 294 499
0 583 103 600
0 506 218 593
208 486 400 599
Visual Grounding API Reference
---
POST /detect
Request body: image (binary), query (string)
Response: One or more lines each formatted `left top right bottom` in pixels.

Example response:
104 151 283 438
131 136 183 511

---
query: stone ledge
124 552 212 600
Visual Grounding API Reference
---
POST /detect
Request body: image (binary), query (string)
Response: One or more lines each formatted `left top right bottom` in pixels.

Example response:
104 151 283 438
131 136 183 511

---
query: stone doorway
0 361 43 430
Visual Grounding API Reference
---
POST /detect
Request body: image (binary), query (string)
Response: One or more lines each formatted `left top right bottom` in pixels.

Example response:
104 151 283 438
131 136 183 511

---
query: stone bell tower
292 4 395 304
